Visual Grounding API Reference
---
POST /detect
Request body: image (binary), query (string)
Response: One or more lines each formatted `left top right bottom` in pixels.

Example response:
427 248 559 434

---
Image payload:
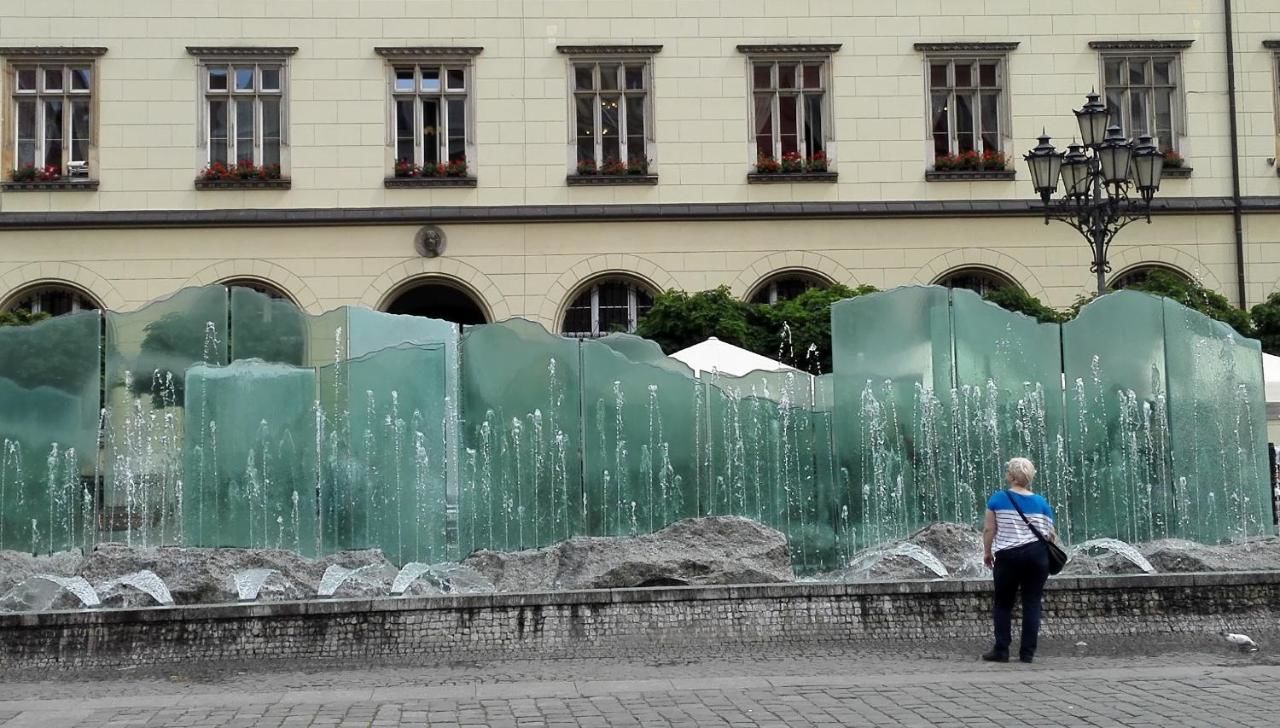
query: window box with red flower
567 156 658 186
926 150 1016 181
195 161 291 190
384 156 478 188
2 163 98 191
747 152 838 183
1160 149 1192 178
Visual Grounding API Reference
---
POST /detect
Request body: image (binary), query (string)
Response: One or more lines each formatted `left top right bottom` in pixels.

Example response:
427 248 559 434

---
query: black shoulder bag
1004 490 1068 575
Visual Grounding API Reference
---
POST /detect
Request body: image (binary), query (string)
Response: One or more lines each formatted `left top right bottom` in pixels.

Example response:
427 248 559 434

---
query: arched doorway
560 275 656 338
383 278 489 325
933 266 1020 296
748 270 832 304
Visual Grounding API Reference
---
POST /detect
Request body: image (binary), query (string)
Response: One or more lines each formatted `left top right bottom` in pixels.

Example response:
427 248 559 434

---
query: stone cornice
186 46 298 57
0 46 107 58
1088 39 1195 51
736 43 842 56
1263 40 1280 50
914 42 1020 53
556 45 663 56
0 196 1275 231
375 46 484 58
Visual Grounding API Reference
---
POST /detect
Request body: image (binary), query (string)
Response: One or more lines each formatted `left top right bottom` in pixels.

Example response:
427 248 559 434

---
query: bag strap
1004 489 1050 545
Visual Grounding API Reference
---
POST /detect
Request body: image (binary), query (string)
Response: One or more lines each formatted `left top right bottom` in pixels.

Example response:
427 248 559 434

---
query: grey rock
462 516 794 592
1059 552 1149 576
1141 537 1280 573
817 523 987 582
73 544 396 606
905 523 987 577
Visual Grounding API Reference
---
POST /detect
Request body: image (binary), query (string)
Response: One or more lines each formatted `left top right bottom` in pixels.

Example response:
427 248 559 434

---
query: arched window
561 277 655 338
934 267 1018 297
221 278 292 301
749 271 829 305
2 283 99 317
1109 264 1192 291
382 278 489 325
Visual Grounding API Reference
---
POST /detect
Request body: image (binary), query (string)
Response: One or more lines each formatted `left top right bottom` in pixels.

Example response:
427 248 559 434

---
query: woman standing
981 457 1056 664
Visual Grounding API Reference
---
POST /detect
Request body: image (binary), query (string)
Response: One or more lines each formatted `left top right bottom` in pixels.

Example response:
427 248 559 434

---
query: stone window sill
746 172 838 184
1 179 99 192
566 174 658 186
925 169 1016 182
384 176 478 188
194 178 291 190
1162 167 1192 179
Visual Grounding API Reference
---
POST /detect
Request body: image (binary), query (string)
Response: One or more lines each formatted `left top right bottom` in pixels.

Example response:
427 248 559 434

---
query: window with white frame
561 278 655 338
200 61 285 169
1100 53 1182 153
571 59 652 171
927 56 1007 160
749 58 830 163
11 62 94 178
392 62 471 169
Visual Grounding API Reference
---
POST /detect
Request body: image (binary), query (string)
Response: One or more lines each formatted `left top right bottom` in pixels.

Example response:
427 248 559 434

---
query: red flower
755 154 781 173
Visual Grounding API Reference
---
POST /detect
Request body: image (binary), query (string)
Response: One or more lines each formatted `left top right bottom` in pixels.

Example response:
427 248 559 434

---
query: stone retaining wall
2 572 1278 671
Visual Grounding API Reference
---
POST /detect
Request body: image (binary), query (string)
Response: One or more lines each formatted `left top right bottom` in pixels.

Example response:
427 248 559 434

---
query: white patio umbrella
669 337 799 378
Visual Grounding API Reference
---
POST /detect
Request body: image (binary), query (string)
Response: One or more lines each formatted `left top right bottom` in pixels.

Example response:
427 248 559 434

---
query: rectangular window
390 63 471 172
571 60 651 171
749 59 829 163
202 62 285 169
10 63 94 178
927 56 1006 163
1100 54 1181 153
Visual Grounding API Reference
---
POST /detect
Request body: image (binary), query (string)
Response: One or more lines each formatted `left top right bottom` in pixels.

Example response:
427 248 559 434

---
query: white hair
1006 457 1037 487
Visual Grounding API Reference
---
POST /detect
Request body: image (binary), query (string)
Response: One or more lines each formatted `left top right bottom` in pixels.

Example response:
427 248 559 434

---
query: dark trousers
992 540 1050 659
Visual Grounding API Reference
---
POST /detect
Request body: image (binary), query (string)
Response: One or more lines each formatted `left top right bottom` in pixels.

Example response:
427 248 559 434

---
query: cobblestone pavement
1 637 1277 727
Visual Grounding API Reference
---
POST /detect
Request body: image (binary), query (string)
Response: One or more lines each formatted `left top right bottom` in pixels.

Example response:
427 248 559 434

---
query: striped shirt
987 490 1055 553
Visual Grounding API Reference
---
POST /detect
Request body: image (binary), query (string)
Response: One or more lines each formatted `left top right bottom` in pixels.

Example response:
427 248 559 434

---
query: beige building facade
0 0 1278 332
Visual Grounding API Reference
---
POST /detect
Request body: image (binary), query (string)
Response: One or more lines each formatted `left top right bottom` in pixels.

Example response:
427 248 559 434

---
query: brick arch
730 251 857 299
0 261 126 311
1105 247 1220 292
361 258 510 322
538 254 679 330
911 249 1046 299
183 259 319 311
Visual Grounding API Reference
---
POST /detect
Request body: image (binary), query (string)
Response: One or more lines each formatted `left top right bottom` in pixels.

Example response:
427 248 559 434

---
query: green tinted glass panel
1163 298 1271 543
229 287 306 365
458 320 582 554
1062 291 1172 544
342 344 450 565
831 286 954 550
0 311 101 554
951 289 1065 532
581 340 699 537
103 286 229 547
182 361 318 554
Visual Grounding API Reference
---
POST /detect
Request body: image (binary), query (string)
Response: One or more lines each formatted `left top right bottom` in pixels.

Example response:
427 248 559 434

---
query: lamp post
1024 92 1165 296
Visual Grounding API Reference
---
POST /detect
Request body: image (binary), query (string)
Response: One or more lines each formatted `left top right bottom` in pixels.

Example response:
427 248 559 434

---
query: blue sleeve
985 492 1001 510
1040 496 1055 523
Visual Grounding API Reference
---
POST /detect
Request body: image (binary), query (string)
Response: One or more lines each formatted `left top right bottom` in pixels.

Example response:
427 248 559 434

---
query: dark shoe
1019 655 1034 664
981 650 1009 662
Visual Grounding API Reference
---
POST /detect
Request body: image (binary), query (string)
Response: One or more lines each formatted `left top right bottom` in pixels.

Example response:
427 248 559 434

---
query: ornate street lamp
1025 93 1165 295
